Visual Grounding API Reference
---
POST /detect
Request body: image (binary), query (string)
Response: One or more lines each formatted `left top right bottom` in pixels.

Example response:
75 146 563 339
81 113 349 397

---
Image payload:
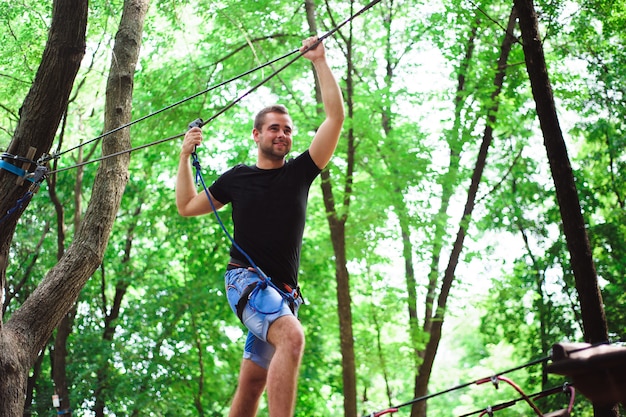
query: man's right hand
182 126 203 157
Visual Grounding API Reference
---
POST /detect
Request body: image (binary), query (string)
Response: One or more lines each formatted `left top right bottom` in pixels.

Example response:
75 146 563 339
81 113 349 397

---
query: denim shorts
225 268 302 369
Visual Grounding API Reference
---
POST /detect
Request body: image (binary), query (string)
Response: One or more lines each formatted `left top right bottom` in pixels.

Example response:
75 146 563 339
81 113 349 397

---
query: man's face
253 112 293 160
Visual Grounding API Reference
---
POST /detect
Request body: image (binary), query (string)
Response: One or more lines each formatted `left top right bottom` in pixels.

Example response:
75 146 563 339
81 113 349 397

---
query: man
176 36 344 417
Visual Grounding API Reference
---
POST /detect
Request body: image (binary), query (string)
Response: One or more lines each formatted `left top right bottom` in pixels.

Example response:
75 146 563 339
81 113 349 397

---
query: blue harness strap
0 159 35 183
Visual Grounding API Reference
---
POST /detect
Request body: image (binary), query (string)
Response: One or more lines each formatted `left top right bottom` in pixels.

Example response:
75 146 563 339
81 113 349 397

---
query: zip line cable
45 51 298 175
363 354 552 417
365 340 624 417
457 384 575 417
44 0 383 176
44 48 301 163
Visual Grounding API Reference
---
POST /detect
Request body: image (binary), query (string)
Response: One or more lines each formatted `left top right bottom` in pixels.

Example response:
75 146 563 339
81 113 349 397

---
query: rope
362 354 551 417
45 0 383 176
187 0 383 133
0 190 34 225
362 328 621 416
457 383 575 417
44 48 302 163
46 130 187 175
475 375 544 416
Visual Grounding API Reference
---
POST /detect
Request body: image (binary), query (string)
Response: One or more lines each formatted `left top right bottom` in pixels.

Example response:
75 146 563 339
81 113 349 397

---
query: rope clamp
27 165 48 183
38 152 57 164
188 118 204 173
188 118 204 130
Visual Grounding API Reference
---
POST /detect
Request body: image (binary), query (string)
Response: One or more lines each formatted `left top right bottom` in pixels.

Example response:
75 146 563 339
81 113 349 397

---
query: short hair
254 105 290 131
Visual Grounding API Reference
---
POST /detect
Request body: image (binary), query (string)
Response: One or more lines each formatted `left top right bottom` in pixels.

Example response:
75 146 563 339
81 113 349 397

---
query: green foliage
0 1 50 147
4 0 626 415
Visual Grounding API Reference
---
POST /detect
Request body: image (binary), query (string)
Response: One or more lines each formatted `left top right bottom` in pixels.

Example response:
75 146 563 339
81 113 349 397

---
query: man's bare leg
266 315 305 417
229 359 268 417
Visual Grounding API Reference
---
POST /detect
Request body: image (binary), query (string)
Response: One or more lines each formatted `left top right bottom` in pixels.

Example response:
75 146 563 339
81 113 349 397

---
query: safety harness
227 259 302 323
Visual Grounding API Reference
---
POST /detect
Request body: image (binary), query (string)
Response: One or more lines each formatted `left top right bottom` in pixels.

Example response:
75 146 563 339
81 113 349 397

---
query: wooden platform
547 342 626 406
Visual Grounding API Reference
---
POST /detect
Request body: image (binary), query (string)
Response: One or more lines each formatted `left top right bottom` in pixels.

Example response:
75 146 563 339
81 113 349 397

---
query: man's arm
176 127 224 217
302 36 345 169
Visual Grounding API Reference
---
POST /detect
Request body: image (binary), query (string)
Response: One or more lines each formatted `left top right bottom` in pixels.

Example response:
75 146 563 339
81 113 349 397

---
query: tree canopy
1 0 625 416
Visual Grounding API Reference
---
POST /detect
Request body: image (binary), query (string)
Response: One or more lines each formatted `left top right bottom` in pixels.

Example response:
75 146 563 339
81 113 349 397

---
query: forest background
0 0 624 416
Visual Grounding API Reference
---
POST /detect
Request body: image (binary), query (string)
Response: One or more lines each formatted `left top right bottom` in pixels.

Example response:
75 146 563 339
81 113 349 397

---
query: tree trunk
321 176 358 417
513 0 608 344
306 0 358 416
0 0 150 414
412 18 479 417
23 351 45 417
422 21 478 335
412 8 518 417
94 205 141 416
49 132 82 417
513 1 616 416
0 1 87 414
0 0 87 320
92 1 151 414
52 307 76 416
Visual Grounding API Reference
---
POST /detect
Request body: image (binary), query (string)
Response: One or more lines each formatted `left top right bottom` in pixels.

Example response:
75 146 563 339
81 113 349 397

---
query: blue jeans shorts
225 268 302 369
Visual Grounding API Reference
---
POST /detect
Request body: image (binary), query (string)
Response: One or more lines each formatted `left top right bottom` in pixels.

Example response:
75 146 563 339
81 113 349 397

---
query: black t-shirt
209 150 321 289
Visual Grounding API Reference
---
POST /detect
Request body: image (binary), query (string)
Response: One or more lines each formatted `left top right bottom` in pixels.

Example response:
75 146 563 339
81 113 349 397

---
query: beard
258 140 291 160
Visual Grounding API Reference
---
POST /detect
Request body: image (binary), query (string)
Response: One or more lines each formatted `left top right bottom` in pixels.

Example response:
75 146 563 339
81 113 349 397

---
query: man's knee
269 316 305 357
286 327 305 359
